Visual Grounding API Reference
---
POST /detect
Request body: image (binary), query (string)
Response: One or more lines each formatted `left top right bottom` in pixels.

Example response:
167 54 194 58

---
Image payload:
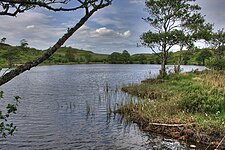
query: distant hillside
0 45 108 68
0 44 209 68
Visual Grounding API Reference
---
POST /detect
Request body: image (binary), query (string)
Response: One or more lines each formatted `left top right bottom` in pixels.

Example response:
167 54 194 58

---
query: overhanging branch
0 0 111 86
0 0 111 16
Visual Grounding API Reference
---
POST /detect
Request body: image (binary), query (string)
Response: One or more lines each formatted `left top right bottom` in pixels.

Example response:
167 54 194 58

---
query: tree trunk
160 47 167 78
160 58 167 78
176 45 184 73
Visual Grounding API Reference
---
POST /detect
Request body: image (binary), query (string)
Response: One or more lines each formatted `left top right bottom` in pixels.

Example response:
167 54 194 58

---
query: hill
0 44 211 68
0 45 108 68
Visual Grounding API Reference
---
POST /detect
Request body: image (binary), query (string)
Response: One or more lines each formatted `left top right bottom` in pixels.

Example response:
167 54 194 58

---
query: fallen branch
149 122 191 127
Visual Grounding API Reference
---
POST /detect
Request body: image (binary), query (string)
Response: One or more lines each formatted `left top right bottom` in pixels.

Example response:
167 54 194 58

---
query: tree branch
0 0 111 86
0 0 111 16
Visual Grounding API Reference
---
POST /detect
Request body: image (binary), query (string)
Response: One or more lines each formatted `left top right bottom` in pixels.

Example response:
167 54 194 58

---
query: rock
190 144 196 149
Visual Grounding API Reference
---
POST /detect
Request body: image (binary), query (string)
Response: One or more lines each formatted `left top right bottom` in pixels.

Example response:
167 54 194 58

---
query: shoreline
119 70 225 149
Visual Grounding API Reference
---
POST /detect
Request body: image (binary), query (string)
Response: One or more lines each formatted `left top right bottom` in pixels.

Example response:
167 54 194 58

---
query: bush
180 88 225 114
209 58 225 70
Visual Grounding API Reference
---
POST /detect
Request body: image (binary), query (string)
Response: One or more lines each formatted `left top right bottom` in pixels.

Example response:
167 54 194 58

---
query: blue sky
0 0 225 54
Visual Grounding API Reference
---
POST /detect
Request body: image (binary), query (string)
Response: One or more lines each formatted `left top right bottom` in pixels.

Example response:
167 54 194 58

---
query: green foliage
0 91 20 137
209 58 225 70
0 45 110 67
132 54 148 64
121 50 130 64
195 48 212 65
141 0 206 77
65 48 75 62
108 50 131 64
1 37 6 43
20 39 28 48
180 86 225 113
211 29 225 50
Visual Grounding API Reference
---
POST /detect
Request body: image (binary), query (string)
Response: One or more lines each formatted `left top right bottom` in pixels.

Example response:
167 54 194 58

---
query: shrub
180 88 225 114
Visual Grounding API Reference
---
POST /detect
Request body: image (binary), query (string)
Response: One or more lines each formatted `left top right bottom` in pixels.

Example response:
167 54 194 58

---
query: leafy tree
108 52 121 64
65 49 75 62
1 37 6 43
83 53 92 63
209 29 225 70
141 0 206 78
137 54 147 64
183 51 192 65
121 50 130 64
20 39 28 48
196 48 212 66
2 49 17 68
211 29 225 59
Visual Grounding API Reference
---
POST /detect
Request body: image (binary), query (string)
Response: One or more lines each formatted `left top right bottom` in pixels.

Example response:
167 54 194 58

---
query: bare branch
0 0 111 16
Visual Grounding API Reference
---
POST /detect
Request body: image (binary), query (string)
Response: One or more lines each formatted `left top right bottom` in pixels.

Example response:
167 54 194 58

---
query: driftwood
148 122 190 127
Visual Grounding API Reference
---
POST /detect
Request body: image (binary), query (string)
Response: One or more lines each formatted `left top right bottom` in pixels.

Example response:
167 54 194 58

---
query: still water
0 64 205 150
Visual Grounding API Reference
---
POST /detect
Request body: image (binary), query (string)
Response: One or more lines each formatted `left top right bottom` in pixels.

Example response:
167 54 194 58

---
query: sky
0 0 225 54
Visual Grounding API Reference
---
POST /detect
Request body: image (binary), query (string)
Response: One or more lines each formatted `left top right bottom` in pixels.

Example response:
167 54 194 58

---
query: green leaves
0 90 20 137
142 0 210 77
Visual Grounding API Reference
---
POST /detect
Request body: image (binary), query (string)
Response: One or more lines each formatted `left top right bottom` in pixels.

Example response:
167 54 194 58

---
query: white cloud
89 27 131 38
119 30 132 38
129 0 145 4
65 26 135 54
95 27 114 35
0 12 65 49
26 25 35 29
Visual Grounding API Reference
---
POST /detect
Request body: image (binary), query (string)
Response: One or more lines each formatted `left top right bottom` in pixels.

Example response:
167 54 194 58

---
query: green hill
0 45 108 68
0 44 214 69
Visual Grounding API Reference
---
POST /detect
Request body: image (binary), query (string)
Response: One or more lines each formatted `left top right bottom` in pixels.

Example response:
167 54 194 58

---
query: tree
1 37 6 43
0 0 112 86
121 50 130 64
20 39 28 48
0 0 112 137
196 48 212 66
210 29 225 59
65 49 75 62
83 53 92 64
141 0 205 78
108 52 121 64
209 29 225 70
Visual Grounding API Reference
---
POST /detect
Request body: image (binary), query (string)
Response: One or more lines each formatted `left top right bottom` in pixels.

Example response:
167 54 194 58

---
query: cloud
65 26 135 54
26 25 35 29
129 0 145 4
0 12 65 49
90 27 131 38
120 30 132 38
0 0 150 54
95 27 113 36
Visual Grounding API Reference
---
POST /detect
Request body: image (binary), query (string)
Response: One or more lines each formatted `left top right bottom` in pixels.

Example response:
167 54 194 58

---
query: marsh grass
120 71 225 134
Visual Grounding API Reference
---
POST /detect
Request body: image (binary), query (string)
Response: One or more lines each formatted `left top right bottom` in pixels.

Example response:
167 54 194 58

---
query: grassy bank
120 71 225 148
